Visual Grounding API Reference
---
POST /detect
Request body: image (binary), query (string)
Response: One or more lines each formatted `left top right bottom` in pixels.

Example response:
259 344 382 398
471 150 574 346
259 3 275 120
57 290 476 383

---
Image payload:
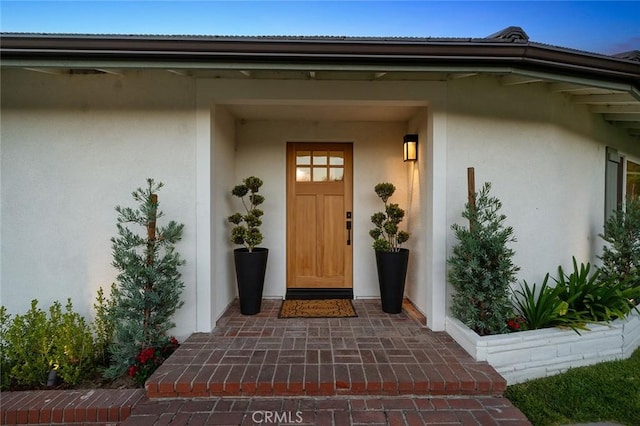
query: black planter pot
375 248 409 314
233 247 268 315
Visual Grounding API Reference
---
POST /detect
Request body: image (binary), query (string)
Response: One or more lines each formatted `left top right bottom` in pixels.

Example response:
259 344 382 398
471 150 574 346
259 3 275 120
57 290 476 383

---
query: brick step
0 389 146 425
122 395 531 425
144 299 507 400
145 362 505 398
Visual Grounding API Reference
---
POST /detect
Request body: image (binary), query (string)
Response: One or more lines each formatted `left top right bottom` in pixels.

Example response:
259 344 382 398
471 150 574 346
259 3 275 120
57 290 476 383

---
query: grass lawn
504 348 640 426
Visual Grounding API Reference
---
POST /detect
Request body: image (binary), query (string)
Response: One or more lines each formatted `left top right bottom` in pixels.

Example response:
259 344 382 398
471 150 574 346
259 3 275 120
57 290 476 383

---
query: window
295 150 344 182
626 160 640 200
605 147 640 221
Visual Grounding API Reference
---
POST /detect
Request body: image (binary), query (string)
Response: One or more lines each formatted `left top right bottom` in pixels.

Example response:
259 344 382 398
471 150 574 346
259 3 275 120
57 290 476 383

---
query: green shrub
49 300 95 385
1 298 102 389
599 197 640 290
0 306 13 390
93 284 116 367
3 300 53 387
513 274 571 330
555 258 639 323
448 182 519 336
512 258 640 335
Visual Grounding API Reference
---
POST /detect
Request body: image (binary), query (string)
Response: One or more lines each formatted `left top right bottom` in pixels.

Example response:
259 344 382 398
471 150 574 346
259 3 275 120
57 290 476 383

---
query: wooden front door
286 143 353 294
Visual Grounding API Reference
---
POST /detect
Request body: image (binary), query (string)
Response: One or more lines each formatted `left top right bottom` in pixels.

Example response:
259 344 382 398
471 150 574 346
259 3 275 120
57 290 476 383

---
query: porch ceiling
221 103 422 122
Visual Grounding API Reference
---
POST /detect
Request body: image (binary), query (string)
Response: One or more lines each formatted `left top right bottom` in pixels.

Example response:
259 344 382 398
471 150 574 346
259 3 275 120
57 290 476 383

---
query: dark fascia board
1 33 639 86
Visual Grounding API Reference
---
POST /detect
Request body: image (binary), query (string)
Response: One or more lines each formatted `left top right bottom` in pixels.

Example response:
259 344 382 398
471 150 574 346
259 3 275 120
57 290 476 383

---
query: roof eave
1 33 639 86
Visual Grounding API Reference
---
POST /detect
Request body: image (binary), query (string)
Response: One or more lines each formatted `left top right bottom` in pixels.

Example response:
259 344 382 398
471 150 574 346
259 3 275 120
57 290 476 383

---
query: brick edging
0 388 146 425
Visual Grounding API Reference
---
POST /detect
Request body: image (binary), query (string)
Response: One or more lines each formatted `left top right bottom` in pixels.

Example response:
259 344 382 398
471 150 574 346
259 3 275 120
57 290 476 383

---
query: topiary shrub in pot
228 176 268 315
370 182 410 313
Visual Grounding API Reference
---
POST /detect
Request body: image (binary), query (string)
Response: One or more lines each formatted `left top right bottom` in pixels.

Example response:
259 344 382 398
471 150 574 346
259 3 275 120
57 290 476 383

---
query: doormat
278 299 358 318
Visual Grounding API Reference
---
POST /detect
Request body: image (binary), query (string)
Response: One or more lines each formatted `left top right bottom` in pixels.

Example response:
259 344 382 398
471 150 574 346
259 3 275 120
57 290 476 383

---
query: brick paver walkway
145 300 507 399
133 299 530 425
1 299 531 425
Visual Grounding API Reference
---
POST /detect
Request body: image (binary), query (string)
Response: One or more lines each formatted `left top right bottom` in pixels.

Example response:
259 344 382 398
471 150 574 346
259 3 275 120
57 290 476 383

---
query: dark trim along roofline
1 31 639 87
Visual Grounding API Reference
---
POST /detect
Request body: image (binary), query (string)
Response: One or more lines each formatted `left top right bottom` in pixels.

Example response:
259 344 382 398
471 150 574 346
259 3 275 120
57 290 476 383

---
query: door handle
346 220 352 245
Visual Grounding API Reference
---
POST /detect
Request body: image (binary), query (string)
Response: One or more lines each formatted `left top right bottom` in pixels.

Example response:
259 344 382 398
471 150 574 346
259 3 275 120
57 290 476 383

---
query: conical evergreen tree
448 182 519 336
105 179 185 378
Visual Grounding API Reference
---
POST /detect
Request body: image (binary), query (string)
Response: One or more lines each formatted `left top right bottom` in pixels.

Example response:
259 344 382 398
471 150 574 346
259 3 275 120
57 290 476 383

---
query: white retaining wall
445 307 640 385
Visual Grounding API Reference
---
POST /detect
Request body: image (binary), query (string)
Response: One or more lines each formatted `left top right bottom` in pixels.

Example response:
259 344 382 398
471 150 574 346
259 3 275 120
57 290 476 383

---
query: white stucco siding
444 75 633 289
211 105 239 321
1 70 198 340
234 119 409 299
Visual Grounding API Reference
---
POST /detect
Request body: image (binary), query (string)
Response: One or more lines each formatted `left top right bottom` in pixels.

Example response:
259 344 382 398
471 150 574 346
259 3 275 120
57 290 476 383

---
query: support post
467 167 476 231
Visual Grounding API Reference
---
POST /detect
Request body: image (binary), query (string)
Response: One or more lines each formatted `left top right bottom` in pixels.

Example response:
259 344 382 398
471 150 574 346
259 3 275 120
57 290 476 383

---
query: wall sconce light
403 134 418 162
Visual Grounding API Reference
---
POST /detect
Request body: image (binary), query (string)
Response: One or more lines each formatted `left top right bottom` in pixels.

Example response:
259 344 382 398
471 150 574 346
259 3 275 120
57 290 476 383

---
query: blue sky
1 1 638 55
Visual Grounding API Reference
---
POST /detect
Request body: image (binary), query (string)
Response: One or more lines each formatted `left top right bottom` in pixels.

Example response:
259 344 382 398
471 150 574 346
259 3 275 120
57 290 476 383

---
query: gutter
1 33 639 87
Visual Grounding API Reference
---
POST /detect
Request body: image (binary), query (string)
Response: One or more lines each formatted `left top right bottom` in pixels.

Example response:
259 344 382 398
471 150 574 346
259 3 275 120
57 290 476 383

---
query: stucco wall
0 70 198 339
3 69 639 338
445 75 640 292
235 119 409 299
211 105 238 321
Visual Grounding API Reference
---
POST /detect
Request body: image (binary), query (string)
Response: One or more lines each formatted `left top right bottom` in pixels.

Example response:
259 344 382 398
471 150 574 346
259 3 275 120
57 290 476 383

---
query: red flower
127 365 139 377
507 317 523 331
137 347 156 364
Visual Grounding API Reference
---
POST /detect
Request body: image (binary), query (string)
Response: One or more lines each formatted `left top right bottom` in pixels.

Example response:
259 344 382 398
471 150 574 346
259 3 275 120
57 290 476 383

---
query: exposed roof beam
550 83 590 93
501 74 545 86
167 69 188 76
615 121 640 129
449 72 478 79
96 68 123 76
603 113 640 122
24 67 63 75
590 105 640 114
572 93 634 104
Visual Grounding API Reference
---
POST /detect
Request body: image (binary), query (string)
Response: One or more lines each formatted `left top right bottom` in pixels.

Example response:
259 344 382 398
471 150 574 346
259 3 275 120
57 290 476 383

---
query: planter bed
445 306 640 385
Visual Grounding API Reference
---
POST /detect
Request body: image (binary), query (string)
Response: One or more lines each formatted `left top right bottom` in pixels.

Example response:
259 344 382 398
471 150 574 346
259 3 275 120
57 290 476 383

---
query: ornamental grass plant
513 258 640 333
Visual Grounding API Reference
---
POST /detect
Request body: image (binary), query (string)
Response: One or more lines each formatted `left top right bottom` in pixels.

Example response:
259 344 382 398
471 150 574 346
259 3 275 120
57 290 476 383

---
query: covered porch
198 78 446 335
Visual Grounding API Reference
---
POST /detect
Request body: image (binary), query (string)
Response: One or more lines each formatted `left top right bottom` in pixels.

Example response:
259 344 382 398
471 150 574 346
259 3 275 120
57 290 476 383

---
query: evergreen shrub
448 182 519 336
0 299 95 389
599 197 640 290
106 179 185 379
